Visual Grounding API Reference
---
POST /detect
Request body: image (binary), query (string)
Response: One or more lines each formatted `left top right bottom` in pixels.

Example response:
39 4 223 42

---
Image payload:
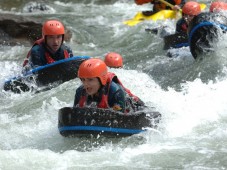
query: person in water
23 19 73 69
104 52 123 68
135 0 184 16
73 58 145 113
166 1 201 57
175 1 201 33
209 1 227 12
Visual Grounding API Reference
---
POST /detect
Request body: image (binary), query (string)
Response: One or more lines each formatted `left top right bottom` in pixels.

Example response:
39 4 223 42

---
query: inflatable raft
58 107 161 137
124 10 179 26
163 32 188 50
3 56 90 93
188 12 227 59
124 4 206 26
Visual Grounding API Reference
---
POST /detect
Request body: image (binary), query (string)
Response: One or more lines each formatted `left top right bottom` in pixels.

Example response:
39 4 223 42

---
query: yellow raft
124 3 207 26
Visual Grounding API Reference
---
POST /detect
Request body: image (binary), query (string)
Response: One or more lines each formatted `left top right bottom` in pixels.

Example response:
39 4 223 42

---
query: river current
0 0 227 169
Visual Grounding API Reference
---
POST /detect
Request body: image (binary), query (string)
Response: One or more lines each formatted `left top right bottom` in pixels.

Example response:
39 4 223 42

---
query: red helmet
104 52 123 68
78 58 108 85
182 1 201 16
42 20 65 37
210 2 227 12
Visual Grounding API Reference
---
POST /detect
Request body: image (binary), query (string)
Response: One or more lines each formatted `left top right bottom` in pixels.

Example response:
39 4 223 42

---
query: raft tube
163 32 189 50
3 56 90 93
188 12 227 59
58 107 161 137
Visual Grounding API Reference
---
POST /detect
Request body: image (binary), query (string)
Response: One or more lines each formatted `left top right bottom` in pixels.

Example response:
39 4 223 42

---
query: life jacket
181 22 188 33
78 72 140 111
176 18 188 33
23 38 70 67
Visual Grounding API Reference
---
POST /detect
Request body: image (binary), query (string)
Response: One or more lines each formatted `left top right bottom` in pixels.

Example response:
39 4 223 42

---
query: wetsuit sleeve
64 44 74 57
175 18 185 33
29 45 45 68
108 82 126 113
73 86 83 108
178 0 185 7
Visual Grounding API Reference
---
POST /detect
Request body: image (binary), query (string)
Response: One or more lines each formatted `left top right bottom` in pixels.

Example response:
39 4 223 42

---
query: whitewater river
1 0 227 169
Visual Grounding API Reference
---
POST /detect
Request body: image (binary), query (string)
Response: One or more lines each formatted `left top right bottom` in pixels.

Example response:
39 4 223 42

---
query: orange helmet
182 1 201 16
210 2 227 12
42 20 65 37
78 58 108 85
104 52 123 68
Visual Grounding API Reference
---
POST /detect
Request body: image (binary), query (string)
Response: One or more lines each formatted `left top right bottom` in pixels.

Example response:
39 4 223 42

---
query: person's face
45 35 63 52
183 14 195 24
81 77 101 96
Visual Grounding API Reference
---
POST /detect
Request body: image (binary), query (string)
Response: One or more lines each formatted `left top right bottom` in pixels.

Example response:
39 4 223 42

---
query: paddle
159 0 182 12
159 0 206 12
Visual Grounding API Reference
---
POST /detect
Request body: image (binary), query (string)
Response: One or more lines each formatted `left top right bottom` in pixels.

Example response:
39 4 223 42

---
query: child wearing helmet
176 1 201 33
23 19 73 68
73 58 144 113
104 52 123 68
135 0 184 16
